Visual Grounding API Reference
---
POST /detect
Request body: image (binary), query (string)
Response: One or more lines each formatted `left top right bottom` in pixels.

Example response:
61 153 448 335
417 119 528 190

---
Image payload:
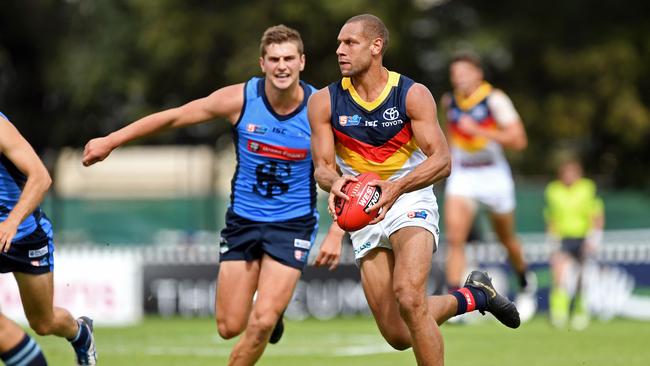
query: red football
335 172 382 231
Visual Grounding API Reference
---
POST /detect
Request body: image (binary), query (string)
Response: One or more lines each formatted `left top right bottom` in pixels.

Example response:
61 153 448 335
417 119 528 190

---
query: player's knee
389 340 411 351
217 325 239 340
383 333 411 350
29 319 54 336
243 311 277 346
394 286 426 318
248 309 278 335
445 231 467 248
216 318 244 339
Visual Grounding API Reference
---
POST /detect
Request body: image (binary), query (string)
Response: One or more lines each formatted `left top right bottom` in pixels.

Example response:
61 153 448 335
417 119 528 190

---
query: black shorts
560 237 586 262
219 209 318 270
0 226 54 275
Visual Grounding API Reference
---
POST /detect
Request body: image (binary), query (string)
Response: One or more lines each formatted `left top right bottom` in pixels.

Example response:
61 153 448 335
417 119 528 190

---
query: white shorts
445 164 516 214
350 187 440 262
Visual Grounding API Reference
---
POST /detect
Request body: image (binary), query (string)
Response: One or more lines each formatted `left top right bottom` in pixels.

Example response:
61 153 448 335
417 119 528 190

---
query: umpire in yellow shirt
544 157 604 329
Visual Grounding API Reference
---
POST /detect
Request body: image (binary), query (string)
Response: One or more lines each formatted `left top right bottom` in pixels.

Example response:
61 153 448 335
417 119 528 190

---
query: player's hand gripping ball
335 172 382 231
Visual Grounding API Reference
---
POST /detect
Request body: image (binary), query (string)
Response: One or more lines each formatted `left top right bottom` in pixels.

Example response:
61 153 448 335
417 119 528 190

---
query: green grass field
36 316 649 365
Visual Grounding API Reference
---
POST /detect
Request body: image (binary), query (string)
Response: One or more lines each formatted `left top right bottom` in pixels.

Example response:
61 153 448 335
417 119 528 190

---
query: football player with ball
310 14 521 365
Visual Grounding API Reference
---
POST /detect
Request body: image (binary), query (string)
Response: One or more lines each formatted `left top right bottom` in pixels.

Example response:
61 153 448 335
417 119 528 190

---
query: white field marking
331 343 397 356
144 343 397 358
210 333 385 344
104 334 396 358
146 347 231 357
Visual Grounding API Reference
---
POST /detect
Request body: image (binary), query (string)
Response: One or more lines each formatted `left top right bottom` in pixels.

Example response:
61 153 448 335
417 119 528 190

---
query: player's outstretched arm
0 119 52 252
82 83 245 166
308 88 357 219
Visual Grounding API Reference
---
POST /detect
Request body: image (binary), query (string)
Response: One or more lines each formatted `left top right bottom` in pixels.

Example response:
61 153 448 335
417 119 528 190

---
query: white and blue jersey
0 112 54 274
230 77 318 221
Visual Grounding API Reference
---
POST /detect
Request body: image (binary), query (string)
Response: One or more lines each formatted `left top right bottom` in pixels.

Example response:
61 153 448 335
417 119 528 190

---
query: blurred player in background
0 113 96 365
83 25 318 365
441 53 537 322
310 14 520 365
545 157 604 329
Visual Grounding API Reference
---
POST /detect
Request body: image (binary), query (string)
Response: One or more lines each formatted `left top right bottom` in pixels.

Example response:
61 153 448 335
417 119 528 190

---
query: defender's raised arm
82 83 244 166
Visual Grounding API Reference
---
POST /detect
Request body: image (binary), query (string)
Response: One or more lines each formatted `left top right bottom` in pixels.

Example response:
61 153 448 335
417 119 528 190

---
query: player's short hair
345 14 390 55
260 25 304 57
451 51 483 70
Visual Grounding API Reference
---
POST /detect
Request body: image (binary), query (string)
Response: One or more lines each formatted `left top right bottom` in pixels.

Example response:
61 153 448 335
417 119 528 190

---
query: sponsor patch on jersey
247 139 308 161
383 107 400 121
28 246 49 258
407 210 428 219
294 238 311 249
246 123 268 135
294 249 307 262
339 114 361 126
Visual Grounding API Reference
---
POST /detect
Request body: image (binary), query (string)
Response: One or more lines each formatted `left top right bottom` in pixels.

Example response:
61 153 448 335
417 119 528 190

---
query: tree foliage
0 0 648 187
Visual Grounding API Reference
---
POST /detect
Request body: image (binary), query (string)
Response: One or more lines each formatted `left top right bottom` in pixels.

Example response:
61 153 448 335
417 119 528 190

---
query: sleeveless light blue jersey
230 78 317 222
0 112 51 241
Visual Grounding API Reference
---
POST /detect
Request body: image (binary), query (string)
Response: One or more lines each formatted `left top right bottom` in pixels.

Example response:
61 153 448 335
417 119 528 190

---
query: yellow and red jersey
446 82 519 168
328 71 427 180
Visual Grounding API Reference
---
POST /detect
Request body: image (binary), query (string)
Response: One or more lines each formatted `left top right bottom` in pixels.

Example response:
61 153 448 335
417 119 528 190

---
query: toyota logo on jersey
383 107 399 121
